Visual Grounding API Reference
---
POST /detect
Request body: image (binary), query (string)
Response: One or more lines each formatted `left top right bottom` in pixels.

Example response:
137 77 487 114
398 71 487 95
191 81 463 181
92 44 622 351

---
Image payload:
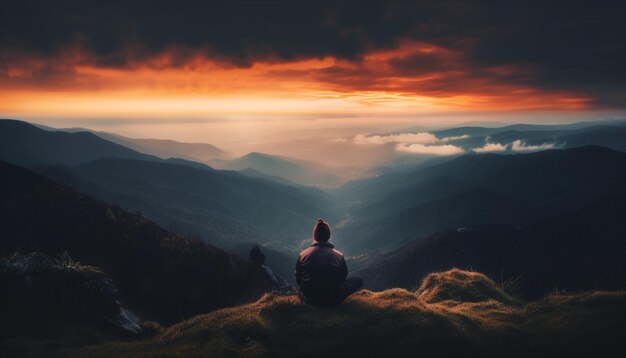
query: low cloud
472 138 556 153
511 140 555 152
354 132 468 145
355 131 468 156
396 143 464 156
355 131 556 157
472 142 507 153
440 134 470 142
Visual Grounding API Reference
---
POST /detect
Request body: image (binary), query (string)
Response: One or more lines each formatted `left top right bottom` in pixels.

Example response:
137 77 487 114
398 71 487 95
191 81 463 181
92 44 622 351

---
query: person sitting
295 219 363 307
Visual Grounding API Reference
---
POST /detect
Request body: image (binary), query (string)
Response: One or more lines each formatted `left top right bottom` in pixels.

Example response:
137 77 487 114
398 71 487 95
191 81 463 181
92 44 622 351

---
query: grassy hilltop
12 269 620 358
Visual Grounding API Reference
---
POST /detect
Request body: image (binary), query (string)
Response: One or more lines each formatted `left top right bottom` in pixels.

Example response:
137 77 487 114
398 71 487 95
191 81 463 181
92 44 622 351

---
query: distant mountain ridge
25 119 343 188
33 122 228 162
432 118 626 138
100 135 227 162
0 119 159 167
210 152 341 187
365 120 626 175
1 119 337 253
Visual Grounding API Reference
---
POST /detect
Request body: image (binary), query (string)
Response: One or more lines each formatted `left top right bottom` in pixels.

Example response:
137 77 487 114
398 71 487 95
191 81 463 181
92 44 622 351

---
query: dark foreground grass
4 269 626 358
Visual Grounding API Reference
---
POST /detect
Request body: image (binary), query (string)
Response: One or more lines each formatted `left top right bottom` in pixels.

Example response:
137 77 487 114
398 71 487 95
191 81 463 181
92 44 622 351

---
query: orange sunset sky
1 1 625 146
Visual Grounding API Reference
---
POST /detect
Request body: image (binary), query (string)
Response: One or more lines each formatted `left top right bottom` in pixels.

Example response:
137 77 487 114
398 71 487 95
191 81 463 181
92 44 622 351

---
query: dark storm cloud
1 0 625 106
455 2 626 107
387 50 460 77
0 0 404 65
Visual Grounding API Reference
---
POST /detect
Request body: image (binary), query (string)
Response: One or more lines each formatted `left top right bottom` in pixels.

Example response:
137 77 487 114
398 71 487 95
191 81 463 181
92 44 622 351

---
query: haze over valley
3 117 626 290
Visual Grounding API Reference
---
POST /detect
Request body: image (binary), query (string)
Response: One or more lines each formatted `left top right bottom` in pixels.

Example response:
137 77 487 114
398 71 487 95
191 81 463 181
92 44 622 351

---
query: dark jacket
295 241 348 305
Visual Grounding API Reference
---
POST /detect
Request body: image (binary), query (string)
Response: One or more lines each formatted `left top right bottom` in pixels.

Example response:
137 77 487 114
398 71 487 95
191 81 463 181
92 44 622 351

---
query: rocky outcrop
0 252 142 335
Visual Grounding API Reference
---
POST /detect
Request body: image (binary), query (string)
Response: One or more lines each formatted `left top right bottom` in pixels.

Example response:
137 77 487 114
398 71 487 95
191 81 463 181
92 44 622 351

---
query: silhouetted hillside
355 196 626 297
100 135 227 162
0 120 158 167
434 121 623 138
487 128 567 144
38 158 338 250
433 125 502 137
51 126 228 162
337 146 626 252
8 270 624 357
0 161 274 323
558 125 626 152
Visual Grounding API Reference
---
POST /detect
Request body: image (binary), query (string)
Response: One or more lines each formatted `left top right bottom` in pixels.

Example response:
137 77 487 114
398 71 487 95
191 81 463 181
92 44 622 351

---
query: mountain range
3 118 626 296
0 120 159 166
354 195 626 297
369 120 626 174
34 123 228 162
40 157 337 250
0 120 337 254
335 145 626 253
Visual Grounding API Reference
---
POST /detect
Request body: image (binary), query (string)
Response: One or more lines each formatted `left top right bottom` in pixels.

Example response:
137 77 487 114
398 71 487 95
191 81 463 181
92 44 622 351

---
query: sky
1 0 625 150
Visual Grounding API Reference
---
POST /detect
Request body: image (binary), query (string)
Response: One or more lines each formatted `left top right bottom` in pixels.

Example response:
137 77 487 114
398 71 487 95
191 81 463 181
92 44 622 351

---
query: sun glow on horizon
0 40 595 122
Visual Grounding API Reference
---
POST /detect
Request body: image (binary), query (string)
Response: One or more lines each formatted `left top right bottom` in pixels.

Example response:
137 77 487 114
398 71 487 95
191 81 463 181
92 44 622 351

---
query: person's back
295 219 362 307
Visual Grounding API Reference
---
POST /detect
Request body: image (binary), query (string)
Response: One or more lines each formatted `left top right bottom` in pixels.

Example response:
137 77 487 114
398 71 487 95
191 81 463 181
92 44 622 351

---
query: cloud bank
472 138 556 153
354 132 468 145
396 143 464 156
511 140 555 152
473 142 508 153
354 132 467 156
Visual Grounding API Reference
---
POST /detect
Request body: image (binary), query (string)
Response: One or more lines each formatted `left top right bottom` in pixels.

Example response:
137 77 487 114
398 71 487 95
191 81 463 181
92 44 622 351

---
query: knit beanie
313 219 331 242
